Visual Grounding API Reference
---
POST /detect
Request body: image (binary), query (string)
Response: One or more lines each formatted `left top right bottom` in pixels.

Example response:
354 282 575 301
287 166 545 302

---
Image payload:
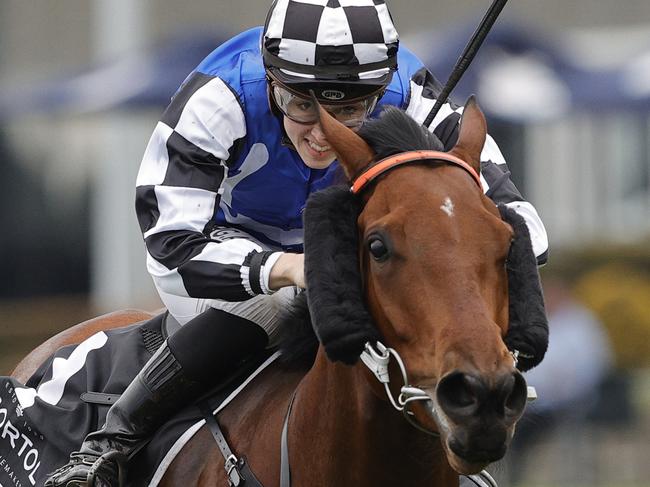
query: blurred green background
1 1 650 485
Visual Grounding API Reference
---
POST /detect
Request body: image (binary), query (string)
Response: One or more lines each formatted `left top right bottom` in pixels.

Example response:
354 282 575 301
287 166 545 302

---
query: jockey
45 1 549 486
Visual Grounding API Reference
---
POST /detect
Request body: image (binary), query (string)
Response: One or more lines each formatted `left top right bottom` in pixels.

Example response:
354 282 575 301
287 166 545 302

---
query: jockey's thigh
158 286 299 345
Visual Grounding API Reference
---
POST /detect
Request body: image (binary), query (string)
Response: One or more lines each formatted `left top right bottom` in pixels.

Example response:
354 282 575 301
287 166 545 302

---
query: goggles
270 82 379 128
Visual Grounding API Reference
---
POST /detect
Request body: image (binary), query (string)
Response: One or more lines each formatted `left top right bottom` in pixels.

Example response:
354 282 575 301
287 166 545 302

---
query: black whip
423 0 509 128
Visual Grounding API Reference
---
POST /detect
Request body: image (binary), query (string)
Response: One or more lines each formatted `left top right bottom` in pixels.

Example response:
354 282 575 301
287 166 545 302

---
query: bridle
359 342 528 436
351 149 484 437
350 150 533 433
360 341 439 436
279 149 527 485
350 150 483 195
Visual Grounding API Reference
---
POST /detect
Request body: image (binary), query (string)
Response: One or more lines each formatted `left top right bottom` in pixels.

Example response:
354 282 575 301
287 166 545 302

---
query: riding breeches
157 284 299 345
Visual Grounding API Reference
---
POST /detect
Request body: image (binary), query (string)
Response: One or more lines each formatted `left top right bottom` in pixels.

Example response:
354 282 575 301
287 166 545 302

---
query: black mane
357 106 444 159
276 292 318 368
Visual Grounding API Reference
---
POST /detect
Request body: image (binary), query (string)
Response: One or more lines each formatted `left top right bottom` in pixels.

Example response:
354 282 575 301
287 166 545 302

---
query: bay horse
11 98 547 486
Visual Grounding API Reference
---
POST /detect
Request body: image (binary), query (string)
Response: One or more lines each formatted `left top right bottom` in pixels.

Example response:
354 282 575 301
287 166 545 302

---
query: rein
351 150 482 195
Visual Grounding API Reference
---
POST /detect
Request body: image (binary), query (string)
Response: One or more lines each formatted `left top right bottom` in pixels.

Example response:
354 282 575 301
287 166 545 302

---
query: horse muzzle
431 369 528 474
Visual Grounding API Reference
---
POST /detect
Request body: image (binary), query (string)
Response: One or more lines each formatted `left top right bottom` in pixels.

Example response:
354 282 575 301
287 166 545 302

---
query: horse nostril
436 371 482 419
504 371 527 417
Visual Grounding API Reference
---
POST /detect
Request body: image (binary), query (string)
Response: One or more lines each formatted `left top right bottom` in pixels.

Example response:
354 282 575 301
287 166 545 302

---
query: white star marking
440 197 455 217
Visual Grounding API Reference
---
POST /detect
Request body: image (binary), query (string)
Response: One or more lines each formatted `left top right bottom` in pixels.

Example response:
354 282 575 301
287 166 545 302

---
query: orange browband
351 150 482 194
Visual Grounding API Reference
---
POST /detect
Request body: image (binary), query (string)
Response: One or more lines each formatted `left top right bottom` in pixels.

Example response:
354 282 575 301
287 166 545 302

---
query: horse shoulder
11 308 156 382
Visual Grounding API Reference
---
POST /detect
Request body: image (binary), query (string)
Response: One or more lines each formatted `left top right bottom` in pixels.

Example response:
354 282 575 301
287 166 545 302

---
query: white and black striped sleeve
135 72 281 301
405 67 549 264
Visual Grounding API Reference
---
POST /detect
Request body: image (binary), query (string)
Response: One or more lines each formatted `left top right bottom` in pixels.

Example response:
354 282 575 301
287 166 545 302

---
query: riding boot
44 309 269 487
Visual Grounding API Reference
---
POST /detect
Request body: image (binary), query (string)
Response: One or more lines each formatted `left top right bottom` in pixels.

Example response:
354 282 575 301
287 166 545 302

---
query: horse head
304 98 547 475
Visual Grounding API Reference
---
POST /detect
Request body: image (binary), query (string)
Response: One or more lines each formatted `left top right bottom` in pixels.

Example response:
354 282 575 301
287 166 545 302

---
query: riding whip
423 0 509 128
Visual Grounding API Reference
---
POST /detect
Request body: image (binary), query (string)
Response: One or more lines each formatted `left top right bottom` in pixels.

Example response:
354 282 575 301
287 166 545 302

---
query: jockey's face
284 116 337 169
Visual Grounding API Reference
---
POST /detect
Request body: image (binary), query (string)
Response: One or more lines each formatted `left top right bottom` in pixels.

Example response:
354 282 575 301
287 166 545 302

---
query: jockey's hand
269 252 305 290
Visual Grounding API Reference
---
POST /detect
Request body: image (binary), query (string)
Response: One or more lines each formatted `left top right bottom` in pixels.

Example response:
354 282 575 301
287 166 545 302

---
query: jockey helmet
263 0 399 127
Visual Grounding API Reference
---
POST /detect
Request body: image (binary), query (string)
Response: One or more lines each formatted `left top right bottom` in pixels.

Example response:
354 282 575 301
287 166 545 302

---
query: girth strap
199 401 264 487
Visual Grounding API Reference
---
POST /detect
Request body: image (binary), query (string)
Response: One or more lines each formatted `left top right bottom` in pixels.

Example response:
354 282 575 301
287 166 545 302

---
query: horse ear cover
303 186 548 371
304 186 380 365
498 204 549 372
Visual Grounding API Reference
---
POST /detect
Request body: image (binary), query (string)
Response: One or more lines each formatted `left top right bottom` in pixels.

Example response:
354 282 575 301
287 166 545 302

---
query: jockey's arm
403 66 549 265
135 73 303 302
268 252 305 290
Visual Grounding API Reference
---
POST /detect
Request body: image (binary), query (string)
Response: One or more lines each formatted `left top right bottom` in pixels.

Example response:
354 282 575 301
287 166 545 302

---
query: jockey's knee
167 308 269 386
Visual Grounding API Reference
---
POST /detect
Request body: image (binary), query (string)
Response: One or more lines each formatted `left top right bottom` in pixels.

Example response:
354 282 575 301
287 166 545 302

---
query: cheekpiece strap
351 150 482 194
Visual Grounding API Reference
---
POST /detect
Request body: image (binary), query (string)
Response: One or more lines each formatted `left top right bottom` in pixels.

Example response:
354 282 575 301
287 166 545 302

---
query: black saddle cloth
0 313 272 487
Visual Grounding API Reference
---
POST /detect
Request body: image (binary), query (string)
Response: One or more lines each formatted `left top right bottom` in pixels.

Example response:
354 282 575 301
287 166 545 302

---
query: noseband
351 150 483 195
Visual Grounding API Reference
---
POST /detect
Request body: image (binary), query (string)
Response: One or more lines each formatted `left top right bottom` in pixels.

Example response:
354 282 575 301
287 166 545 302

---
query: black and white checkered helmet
263 0 399 102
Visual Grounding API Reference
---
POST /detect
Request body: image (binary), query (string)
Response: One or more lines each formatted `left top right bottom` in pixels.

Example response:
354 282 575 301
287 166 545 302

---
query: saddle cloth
0 314 275 487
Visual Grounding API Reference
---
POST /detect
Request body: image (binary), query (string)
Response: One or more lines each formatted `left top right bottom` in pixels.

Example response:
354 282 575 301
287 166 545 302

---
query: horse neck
289 347 457 487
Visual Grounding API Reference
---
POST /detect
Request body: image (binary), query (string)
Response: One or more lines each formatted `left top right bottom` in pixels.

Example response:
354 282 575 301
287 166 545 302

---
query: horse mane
276 292 318 368
357 106 444 159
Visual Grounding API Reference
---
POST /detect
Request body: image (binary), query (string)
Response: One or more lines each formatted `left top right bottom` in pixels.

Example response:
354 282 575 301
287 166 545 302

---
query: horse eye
368 237 389 261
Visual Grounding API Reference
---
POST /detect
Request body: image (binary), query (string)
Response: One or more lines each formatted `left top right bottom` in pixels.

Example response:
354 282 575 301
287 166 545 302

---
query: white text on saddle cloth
0 395 41 485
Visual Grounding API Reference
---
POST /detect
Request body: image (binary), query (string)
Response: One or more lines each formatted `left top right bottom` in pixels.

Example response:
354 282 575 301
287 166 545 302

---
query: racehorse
11 98 547 486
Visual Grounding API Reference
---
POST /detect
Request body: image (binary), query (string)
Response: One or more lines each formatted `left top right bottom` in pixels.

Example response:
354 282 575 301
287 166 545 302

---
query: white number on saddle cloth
14 332 109 409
